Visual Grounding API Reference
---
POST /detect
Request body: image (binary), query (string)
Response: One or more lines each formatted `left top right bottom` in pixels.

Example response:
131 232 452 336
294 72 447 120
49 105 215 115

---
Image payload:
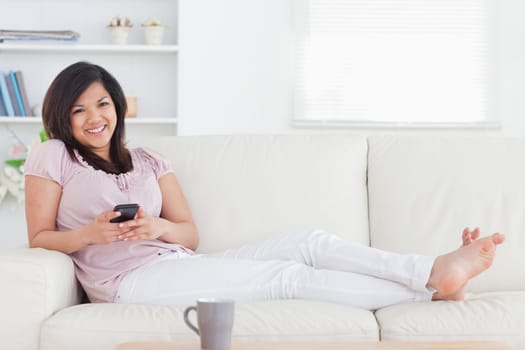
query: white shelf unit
0 0 179 131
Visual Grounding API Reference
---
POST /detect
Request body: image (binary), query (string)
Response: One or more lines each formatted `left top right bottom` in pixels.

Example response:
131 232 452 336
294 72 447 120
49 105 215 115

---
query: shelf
0 117 41 124
0 117 177 125
0 43 178 53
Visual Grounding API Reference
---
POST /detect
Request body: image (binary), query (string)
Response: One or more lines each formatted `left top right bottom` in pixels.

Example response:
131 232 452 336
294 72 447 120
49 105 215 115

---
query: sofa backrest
137 135 370 253
368 135 525 292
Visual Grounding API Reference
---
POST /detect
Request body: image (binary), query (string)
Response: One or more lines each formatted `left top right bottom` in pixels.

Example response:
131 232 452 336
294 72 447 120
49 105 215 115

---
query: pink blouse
24 139 191 303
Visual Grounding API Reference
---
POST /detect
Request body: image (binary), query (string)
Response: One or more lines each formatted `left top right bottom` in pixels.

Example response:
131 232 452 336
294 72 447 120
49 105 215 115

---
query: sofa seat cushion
41 300 378 350
375 291 525 349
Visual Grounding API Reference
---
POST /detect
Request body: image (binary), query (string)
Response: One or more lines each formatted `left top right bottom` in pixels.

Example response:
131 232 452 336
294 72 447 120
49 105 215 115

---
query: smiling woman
23 61 199 303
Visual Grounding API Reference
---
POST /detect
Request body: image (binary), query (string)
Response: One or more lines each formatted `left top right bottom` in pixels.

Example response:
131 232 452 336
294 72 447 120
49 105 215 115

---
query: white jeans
115 229 435 310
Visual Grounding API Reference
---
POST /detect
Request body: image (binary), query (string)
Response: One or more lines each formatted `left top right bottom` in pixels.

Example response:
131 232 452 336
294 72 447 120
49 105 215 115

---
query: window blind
293 0 488 125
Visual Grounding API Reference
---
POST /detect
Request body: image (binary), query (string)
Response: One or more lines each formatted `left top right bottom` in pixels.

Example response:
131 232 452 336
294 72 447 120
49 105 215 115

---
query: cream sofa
1 134 524 350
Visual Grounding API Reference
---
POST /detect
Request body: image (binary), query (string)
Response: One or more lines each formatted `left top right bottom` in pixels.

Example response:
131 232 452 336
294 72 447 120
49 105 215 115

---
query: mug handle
183 306 199 335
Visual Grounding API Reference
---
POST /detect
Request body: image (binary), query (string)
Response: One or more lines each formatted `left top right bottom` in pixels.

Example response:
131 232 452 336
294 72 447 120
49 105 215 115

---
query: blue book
0 72 15 116
15 71 32 116
9 70 26 116
5 73 21 116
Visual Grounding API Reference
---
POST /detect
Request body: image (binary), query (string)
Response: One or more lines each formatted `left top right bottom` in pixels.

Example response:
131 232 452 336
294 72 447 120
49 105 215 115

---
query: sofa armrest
0 247 82 350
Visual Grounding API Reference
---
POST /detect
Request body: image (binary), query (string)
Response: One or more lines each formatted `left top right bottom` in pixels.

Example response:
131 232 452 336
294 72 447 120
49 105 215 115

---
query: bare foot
434 226 481 300
427 233 505 298
436 227 480 300
439 226 483 300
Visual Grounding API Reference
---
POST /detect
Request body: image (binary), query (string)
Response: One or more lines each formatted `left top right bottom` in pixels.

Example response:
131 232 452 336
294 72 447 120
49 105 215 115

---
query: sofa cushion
375 291 525 349
367 135 525 292
41 300 378 350
135 135 369 253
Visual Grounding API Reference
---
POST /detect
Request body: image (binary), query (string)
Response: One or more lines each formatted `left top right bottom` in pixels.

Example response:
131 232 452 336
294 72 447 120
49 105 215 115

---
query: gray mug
183 298 235 350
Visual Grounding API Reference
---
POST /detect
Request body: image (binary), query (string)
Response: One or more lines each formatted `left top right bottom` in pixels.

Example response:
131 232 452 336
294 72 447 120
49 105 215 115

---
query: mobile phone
110 203 139 223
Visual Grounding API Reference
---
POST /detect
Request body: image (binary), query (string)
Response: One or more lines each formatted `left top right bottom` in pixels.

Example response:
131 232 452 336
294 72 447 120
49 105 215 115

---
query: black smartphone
110 203 139 223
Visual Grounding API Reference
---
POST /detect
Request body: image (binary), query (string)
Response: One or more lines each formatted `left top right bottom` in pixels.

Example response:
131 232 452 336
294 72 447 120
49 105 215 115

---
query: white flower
0 186 7 204
0 166 24 204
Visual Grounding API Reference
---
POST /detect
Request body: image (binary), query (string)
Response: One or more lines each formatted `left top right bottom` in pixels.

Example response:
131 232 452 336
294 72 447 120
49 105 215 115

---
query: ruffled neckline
74 149 138 192
73 149 137 175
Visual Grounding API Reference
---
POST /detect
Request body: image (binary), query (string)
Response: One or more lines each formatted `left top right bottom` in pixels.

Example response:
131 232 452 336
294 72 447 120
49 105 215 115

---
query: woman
25 61 505 309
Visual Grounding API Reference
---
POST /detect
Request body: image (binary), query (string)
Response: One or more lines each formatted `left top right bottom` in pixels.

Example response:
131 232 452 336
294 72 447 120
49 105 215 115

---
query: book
8 70 26 116
0 90 6 116
0 29 80 42
14 71 31 116
5 72 21 116
0 71 15 116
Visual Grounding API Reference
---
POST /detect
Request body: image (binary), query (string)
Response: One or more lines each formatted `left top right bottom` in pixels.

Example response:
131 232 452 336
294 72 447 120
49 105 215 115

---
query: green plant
142 18 164 27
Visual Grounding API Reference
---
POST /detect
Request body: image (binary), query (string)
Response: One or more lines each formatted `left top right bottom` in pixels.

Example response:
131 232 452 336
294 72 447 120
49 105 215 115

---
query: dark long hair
42 61 132 174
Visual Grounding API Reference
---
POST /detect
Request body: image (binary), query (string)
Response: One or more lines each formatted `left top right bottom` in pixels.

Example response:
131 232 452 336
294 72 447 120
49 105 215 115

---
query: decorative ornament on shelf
125 96 137 118
107 16 133 45
0 128 48 206
142 17 166 45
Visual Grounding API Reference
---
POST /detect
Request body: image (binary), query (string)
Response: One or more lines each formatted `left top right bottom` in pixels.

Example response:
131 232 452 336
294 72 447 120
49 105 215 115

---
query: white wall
178 0 525 136
178 0 293 134
492 0 525 136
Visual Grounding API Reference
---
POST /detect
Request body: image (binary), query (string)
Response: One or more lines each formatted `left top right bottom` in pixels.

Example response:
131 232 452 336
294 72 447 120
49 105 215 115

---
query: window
293 0 493 127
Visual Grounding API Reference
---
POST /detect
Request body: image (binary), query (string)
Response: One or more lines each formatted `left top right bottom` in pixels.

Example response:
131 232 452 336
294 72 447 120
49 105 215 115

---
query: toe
491 233 506 244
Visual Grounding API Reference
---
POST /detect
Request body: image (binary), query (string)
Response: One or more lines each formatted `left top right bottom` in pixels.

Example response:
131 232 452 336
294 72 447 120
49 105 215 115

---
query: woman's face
70 81 117 160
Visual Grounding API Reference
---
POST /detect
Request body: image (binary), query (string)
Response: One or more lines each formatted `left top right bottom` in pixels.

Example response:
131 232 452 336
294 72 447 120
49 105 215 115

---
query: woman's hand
82 210 128 245
114 207 164 241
